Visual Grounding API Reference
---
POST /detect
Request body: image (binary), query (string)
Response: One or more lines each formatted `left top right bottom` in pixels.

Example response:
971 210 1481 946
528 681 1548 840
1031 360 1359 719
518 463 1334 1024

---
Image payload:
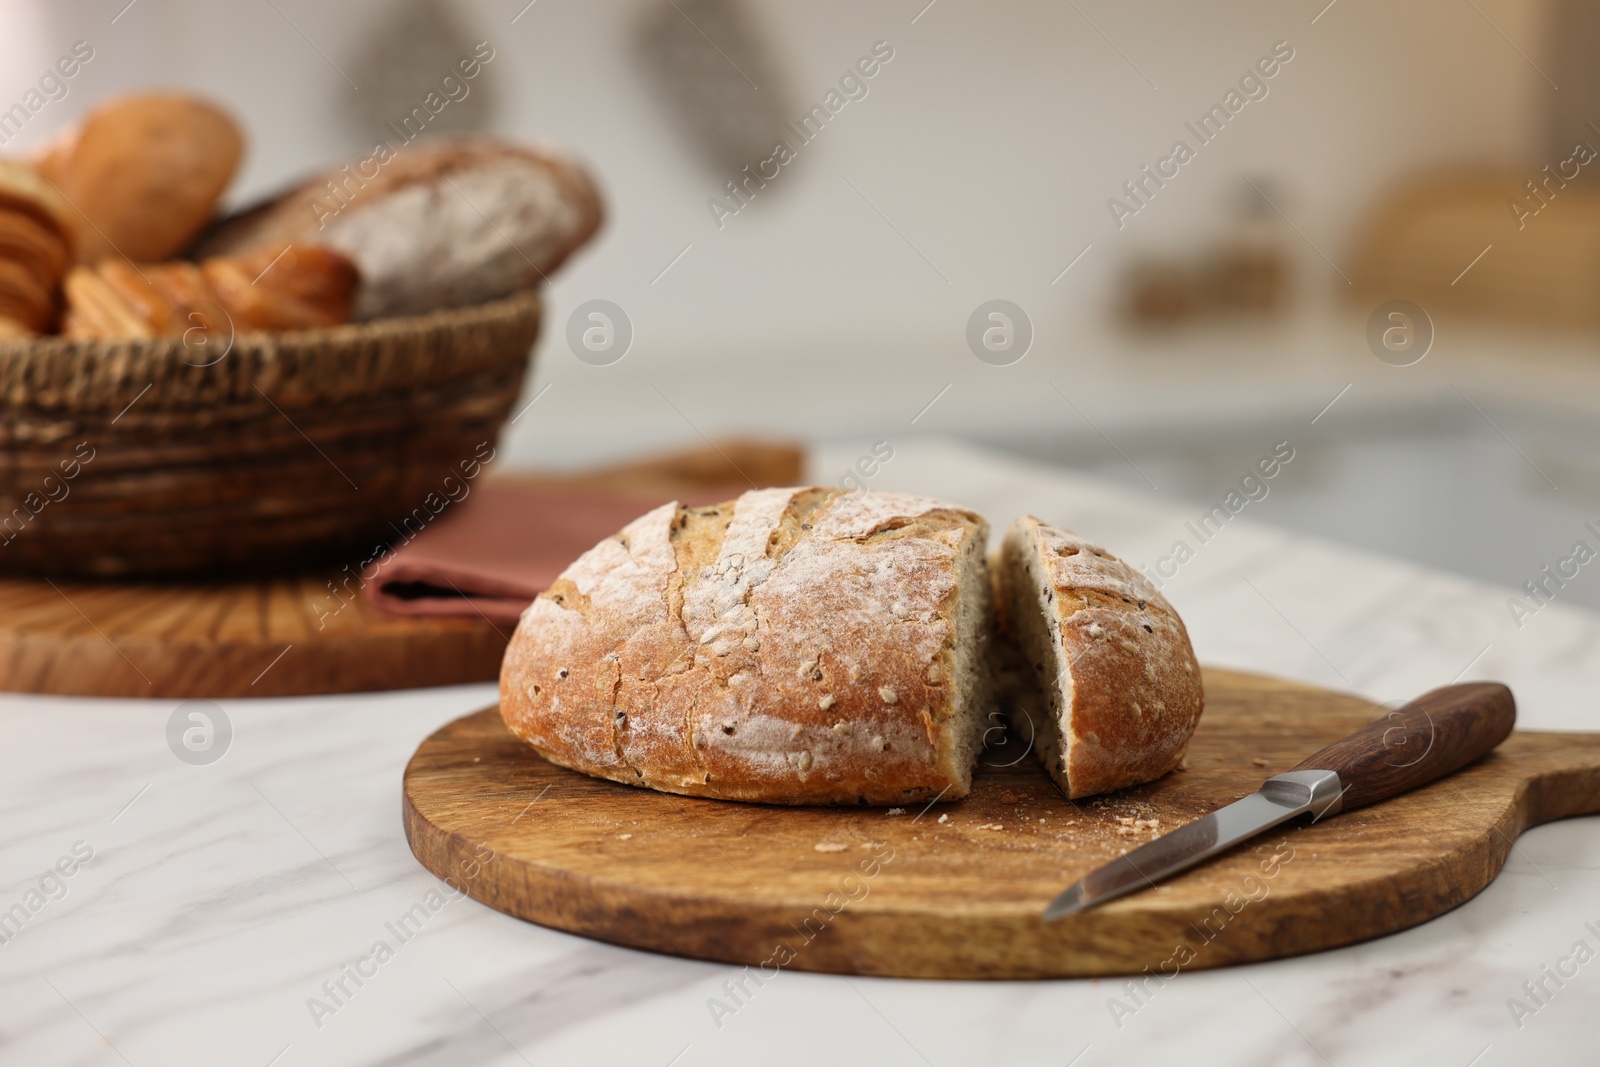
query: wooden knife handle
1290 682 1516 811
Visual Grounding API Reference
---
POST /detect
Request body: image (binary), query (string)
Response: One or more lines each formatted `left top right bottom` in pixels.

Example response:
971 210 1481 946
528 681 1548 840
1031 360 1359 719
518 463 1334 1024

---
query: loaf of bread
994 516 1203 798
33 92 244 265
500 487 995 806
194 136 602 320
62 243 358 340
0 161 75 338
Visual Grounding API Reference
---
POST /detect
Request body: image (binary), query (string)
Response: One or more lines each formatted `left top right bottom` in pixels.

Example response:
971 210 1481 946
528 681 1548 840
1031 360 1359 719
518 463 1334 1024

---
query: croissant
0 160 75 339
62 243 360 341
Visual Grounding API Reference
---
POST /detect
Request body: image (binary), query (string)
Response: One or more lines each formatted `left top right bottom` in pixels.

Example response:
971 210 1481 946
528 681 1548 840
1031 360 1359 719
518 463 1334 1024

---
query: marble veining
1 438 1596 1066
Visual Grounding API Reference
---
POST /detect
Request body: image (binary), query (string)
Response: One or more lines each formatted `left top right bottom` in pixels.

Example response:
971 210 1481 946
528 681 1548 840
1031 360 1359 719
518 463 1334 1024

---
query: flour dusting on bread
501 487 995 805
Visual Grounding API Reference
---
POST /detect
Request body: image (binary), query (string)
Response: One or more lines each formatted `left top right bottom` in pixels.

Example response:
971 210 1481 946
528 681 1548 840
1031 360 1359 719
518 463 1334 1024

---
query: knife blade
1042 680 1516 921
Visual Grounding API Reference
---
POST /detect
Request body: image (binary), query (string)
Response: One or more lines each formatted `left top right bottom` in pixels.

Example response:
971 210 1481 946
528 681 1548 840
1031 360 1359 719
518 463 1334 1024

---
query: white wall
1 0 1550 465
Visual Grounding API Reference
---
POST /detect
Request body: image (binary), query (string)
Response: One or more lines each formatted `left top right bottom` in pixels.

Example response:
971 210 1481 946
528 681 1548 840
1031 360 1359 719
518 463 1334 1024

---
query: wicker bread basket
0 290 541 576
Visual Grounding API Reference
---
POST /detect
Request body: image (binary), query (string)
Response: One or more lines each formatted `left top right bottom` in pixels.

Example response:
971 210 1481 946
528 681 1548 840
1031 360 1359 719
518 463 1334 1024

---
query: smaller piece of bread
994 516 1204 798
62 243 359 340
33 92 244 265
193 136 602 319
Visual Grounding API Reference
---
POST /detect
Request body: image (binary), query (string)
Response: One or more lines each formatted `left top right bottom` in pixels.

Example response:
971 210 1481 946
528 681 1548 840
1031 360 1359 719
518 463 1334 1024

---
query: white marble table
4 439 1597 1067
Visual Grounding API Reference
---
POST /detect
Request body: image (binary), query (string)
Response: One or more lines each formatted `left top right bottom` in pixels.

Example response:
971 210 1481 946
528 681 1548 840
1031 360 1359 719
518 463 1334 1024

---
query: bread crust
0 159 76 238
0 161 76 336
34 92 244 265
61 244 358 340
194 137 602 319
500 487 991 805
999 516 1203 798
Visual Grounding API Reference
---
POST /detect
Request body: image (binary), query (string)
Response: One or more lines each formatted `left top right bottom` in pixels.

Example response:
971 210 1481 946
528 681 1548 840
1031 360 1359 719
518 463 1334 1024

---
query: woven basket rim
0 287 543 363
0 289 543 412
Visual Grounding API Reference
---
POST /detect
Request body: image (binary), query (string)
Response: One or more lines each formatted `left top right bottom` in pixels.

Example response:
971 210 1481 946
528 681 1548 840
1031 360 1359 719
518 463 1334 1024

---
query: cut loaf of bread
994 516 1204 798
501 487 994 805
500 495 1204 806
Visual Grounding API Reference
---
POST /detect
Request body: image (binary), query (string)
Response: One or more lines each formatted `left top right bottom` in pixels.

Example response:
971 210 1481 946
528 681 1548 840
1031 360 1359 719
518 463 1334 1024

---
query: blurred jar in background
1119 177 1291 331
1208 178 1290 316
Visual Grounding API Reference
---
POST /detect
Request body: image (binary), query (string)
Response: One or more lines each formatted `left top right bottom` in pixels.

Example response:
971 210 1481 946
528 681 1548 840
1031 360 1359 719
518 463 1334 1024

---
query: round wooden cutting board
0 573 507 698
402 668 1600 979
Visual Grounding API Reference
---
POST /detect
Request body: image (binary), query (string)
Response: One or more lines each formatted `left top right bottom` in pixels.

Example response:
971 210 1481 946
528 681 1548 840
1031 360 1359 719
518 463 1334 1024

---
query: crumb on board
617 833 633 840
1000 792 1019 804
814 842 848 852
976 823 1004 831
937 813 949 824
1251 758 1268 767
887 808 906 815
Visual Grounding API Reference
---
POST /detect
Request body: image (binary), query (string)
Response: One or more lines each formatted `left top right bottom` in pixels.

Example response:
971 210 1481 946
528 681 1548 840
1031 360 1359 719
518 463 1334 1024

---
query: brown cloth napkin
365 480 746 624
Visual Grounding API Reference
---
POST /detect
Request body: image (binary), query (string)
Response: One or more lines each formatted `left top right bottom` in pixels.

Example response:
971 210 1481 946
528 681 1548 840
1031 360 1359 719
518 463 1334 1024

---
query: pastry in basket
500 488 1205 806
0 160 75 338
61 243 359 340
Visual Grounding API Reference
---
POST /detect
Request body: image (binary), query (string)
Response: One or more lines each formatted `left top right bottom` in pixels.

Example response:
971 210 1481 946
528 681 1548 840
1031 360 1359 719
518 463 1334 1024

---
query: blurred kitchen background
4 0 1598 606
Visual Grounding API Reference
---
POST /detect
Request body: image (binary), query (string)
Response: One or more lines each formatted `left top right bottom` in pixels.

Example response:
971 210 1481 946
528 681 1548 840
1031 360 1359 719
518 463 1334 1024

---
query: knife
1042 681 1516 920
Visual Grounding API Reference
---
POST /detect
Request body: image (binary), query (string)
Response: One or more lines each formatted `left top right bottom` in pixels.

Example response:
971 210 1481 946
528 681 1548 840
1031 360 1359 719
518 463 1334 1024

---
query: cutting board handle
1292 682 1516 811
